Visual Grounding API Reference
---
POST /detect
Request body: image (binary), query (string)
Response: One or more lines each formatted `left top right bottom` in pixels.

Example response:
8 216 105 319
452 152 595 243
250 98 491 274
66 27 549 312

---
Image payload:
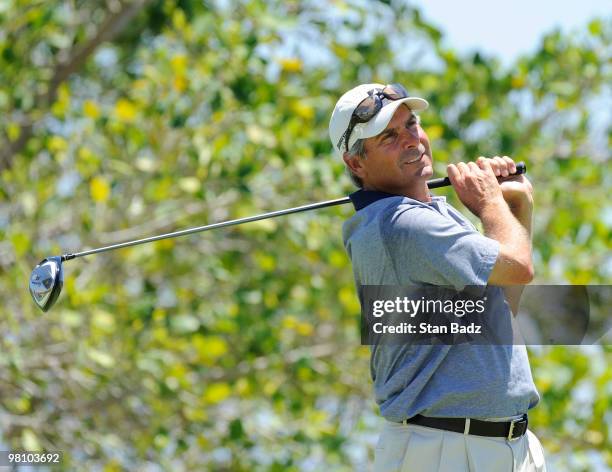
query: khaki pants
374 421 547 472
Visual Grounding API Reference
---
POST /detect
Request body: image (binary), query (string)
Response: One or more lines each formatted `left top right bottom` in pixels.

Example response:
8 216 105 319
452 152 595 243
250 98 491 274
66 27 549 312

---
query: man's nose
399 125 420 148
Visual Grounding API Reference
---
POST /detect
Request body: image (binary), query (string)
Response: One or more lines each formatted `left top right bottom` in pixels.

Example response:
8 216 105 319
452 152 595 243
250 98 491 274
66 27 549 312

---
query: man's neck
363 183 432 203
403 184 432 203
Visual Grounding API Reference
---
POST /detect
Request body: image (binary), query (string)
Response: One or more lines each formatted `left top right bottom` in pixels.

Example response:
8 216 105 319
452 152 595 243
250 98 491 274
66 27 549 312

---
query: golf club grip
427 161 526 189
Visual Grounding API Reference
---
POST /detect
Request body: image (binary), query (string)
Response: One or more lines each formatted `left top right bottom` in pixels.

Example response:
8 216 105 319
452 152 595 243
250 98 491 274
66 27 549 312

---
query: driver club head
29 256 64 312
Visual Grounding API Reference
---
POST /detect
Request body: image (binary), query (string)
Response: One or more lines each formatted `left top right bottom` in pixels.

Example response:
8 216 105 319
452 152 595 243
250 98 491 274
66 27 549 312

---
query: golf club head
29 256 64 312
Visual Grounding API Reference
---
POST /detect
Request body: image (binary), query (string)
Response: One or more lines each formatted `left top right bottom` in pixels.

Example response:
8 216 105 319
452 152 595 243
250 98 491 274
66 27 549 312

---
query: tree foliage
0 0 610 470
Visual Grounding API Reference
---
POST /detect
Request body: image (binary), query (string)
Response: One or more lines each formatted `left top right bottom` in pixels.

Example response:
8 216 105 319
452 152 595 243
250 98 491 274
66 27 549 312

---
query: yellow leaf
296 321 314 336
282 315 298 330
264 291 278 308
584 430 603 446
228 303 239 317
278 57 303 73
588 19 602 36
511 75 526 89
183 405 208 422
131 318 144 331
154 434 169 449
330 250 346 268
7 122 20 141
152 327 168 342
104 459 123 472
78 146 95 162
49 135 68 152
171 54 188 74
197 435 209 448
149 177 173 200
332 44 349 60
172 9 187 30
205 337 228 358
191 334 228 364
173 76 188 92
10 232 30 257
254 253 276 271
339 286 360 313
153 308 166 321
311 410 328 423
235 378 250 395
168 363 187 380
83 100 100 119
204 382 231 404
115 98 137 122
51 83 70 117
555 97 569 110
263 380 279 396
292 102 315 120
90 176 111 202
155 239 175 250
15 397 31 414
297 366 312 380
426 125 444 140
133 79 148 90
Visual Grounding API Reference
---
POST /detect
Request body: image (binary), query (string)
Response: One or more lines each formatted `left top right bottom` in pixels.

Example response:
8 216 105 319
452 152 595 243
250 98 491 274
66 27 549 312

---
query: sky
417 0 610 65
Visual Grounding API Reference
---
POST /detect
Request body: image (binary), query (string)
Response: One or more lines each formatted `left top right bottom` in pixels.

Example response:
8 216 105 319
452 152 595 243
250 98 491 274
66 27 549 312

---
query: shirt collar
348 189 400 211
348 189 446 211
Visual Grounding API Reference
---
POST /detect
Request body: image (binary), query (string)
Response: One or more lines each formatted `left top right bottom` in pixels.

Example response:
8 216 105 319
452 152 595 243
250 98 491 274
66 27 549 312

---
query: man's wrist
478 198 509 220
507 194 533 217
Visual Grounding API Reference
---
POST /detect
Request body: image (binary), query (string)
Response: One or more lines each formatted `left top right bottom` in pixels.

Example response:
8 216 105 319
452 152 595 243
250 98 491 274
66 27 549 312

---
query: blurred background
0 0 610 470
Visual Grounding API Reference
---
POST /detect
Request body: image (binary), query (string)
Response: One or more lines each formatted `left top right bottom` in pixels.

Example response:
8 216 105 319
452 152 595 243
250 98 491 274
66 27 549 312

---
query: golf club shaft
61 197 351 261
61 162 526 261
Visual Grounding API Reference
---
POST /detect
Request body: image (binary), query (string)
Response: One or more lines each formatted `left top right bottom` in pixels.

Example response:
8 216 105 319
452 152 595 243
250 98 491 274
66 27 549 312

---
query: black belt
402 414 528 440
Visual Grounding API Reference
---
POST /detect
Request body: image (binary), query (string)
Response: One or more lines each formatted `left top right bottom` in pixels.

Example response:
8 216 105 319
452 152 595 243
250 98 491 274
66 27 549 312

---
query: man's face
348 104 433 194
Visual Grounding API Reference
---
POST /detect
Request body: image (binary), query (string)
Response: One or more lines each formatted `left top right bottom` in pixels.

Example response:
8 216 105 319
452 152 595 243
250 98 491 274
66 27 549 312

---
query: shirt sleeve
380 204 500 290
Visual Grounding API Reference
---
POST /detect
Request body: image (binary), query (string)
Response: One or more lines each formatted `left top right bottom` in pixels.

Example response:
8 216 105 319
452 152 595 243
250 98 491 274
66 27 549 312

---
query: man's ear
343 152 366 179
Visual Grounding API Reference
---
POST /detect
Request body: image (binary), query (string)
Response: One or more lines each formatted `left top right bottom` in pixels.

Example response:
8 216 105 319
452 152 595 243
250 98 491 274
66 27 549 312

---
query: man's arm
447 157 534 311
477 156 534 315
495 186 533 315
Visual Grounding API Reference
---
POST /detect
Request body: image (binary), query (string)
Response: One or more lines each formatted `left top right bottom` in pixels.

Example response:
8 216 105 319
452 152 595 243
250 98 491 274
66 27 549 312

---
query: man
329 83 547 471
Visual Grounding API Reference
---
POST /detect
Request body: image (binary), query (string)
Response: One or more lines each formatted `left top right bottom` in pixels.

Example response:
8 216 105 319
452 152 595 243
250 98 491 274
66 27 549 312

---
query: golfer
329 83 547 471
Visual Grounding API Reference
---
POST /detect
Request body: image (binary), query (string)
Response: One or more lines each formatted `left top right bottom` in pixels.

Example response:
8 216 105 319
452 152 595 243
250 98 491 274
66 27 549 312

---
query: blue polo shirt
342 189 540 422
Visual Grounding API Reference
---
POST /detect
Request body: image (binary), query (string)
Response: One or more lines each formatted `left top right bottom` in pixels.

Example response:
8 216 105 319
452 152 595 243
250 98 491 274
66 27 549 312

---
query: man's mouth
400 145 427 165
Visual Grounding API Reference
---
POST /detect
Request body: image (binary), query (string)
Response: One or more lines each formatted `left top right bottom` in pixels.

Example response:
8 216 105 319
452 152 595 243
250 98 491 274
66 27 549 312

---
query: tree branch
0 0 154 172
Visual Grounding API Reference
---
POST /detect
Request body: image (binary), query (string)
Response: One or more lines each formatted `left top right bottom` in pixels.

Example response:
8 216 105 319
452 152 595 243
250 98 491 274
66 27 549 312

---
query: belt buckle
507 416 526 441
507 420 516 441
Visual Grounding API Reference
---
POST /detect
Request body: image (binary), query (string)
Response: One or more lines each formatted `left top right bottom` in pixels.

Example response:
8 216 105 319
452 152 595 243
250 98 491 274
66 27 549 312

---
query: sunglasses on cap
337 83 410 153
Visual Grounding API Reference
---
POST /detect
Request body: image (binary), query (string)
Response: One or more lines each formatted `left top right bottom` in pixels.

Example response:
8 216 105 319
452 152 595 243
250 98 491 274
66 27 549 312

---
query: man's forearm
500 199 533 315
480 198 533 282
508 198 533 238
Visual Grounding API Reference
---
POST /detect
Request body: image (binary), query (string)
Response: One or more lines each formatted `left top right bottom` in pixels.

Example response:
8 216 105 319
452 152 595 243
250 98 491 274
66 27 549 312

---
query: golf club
29 162 526 312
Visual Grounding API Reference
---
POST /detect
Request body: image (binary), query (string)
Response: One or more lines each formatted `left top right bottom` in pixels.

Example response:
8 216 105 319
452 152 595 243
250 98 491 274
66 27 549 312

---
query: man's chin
420 162 434 174
415 156 434 176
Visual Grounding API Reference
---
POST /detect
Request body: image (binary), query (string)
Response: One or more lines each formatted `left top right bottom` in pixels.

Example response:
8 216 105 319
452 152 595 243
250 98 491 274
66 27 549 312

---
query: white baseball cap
329 83 429 155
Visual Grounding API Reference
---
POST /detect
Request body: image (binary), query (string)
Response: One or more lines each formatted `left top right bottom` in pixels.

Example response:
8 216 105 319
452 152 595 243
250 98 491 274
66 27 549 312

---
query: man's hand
447 159 505 218
475 156 533 211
